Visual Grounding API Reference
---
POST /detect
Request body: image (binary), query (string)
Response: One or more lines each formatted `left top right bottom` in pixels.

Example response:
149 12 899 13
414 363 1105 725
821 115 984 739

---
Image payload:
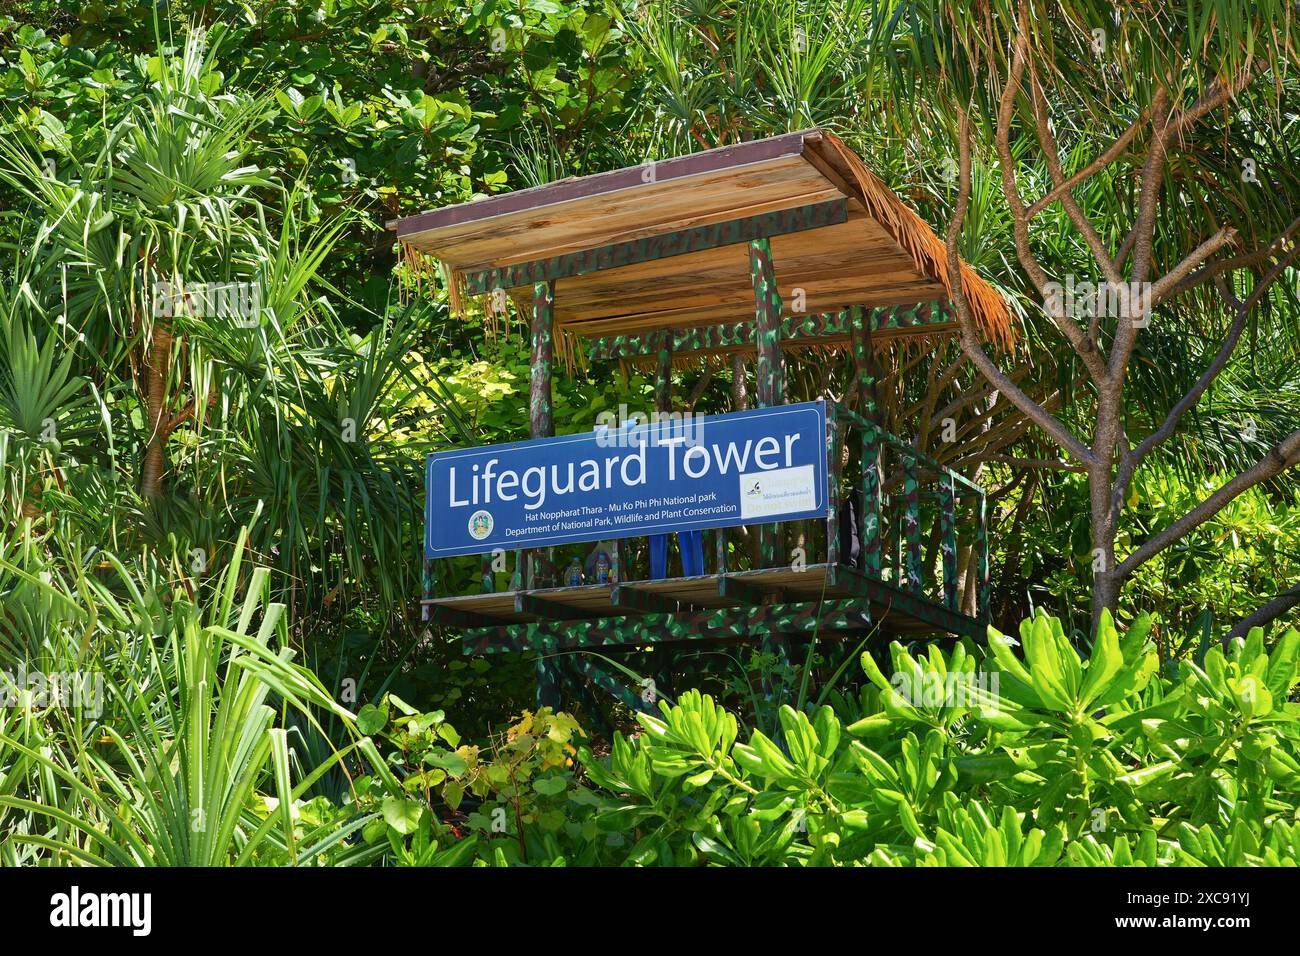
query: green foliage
0 3 1297 871
0 0 641 310
563 612 1300 866
4 537 1297 868
0 529 379 866
354 695 602 865
1010 470 1300 642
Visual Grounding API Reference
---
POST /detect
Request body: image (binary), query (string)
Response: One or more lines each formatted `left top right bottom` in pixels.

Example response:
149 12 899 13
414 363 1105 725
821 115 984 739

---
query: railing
829 405 989 621
422 403 988 623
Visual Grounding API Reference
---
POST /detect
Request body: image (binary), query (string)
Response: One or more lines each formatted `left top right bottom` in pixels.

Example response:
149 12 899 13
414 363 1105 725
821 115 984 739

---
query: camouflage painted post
557 657 615 741
647 328 674 580
749 239 787 407
850 308 883 577
826 403 842 565
748 238 785 569
531 280 563 709
976 492 990 623
566 654 655 715
648 645 675 706
422 557 437 620
530 281 555 437
535 655 563 711
653 329 673 414
860 433 883 578
939 479 959 611
848 304 878 419
902 456 923 595
747 237 791 697
894 496 905 584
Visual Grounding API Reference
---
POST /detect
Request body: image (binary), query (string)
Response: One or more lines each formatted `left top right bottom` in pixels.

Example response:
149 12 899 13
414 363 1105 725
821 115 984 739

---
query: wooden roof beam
463 199 848 295
585 302 952 362
514 591 605 621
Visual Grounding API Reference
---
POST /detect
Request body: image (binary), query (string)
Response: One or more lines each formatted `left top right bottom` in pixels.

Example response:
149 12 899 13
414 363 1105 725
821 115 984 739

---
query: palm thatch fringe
819 132 1015 350
397 242 445 308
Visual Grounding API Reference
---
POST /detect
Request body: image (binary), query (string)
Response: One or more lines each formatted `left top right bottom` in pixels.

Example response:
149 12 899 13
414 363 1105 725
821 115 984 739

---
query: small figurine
566 557 584 586
584 541 617 585
593 549 611 585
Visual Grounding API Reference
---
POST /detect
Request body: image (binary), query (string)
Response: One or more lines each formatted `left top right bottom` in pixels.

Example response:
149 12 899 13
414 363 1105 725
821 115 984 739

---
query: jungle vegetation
0 0 1296 866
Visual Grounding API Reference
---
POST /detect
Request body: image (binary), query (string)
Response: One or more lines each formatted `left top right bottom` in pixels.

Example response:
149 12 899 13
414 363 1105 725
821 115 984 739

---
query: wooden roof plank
462 198 849 295
390 129 1013 347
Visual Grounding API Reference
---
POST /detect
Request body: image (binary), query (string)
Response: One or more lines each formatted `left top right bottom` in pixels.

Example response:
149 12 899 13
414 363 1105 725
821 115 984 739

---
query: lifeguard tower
391 129 1011 724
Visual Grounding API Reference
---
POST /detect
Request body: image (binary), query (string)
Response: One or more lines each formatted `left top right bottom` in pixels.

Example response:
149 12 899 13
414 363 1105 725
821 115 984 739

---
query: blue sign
425 401 828 558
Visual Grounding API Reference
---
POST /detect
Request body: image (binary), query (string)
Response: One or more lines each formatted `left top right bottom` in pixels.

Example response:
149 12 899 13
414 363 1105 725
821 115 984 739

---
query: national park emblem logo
468 510 493 540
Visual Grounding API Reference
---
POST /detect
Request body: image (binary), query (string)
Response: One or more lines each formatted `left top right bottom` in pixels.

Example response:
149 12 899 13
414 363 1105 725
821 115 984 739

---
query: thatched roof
389 129 1011 354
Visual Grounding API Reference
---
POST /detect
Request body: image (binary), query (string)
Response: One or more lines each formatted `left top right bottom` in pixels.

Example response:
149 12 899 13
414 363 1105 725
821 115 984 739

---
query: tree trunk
140 322 172 500
1089 463 1120 631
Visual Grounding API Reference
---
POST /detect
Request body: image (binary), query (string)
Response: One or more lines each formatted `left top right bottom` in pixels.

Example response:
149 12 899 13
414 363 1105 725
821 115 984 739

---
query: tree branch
1024 107 1149 219
1111 227 1300 522
985 454 1086 472
949 105 1097 466
1027 65 1124 285
1164 216 1300 300
1224 585 1300 644
1115 429 1300 579
1146 226 1239 309
994 28 1108 381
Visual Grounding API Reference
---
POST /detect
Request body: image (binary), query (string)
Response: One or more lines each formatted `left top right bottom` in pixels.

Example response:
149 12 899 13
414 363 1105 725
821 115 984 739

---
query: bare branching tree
938 1 1300 631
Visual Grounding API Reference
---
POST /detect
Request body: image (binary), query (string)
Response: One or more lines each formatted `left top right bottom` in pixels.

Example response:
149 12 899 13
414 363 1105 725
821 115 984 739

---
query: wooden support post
861 431 883 578
850 307 883 578
825 403 842 566
749 238 785 569
902 456 923 595
748 237 789 701
530 280 563 709
976 493 991 623
939 478 959 611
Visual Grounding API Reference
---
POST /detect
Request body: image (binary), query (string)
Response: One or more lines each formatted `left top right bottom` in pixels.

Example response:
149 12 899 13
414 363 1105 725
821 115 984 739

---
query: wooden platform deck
422 562 984 655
